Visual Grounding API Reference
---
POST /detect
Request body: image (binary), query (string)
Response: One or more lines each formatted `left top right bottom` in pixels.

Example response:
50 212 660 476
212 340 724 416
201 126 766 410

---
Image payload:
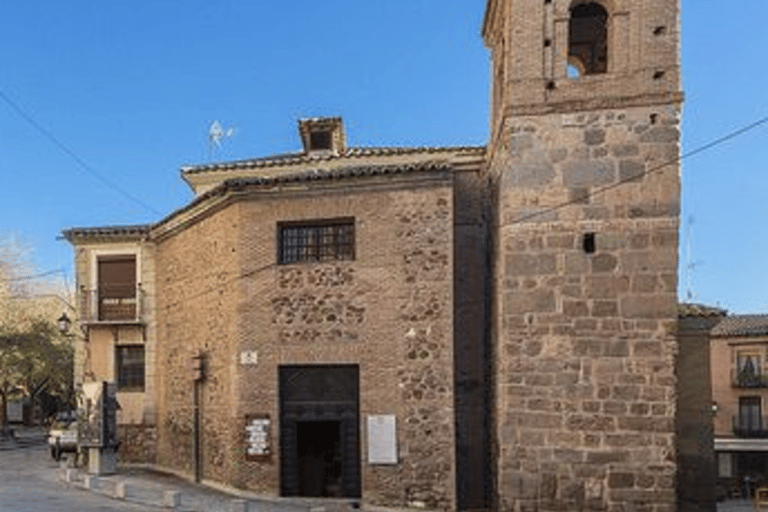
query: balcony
79 286 145 324
733 416 768 438
732 369 768 388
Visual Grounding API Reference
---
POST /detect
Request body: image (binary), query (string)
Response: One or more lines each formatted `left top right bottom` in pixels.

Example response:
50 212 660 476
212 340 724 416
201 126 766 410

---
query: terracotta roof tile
61 224 152 241
711 315 768 337
677 303 727 318
181 145 485 174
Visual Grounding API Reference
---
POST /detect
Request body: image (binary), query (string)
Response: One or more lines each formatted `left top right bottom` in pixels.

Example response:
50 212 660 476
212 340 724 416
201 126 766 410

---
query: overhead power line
0 90 162 216
0 268 65 282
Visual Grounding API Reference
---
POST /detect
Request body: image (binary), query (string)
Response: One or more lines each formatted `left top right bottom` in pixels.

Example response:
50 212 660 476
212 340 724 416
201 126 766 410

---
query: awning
716 438 768 452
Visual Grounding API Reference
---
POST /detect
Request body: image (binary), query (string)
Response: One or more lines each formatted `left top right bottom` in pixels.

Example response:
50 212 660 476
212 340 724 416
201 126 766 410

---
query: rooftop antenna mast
685 215 703 302
207 120 236 161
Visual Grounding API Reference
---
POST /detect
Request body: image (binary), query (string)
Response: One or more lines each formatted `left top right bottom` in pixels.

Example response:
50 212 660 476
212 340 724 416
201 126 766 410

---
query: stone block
562 160 616 188
639 126 679 144
592 301 618 317
591 254 618 273
115 482 128 499
618 160 645 182
586 276 629 299
607 472 635 489
565 253 589 274
505 253 557 276
621 295 675 319
585 129 606 145
505 289 556 314
517 412 563 429
563 300 589 318
611 144 640 157
587 451 629 464
164 490 181 508
566 415 615 432
504 162 557 188
611 385 640 401
84 476 97 491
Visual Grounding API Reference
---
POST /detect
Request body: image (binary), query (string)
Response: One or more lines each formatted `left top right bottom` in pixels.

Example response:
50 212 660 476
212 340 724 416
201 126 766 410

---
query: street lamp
57 313 72 335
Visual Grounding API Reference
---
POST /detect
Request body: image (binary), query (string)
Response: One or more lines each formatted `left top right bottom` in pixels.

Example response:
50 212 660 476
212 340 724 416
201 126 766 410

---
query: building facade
63 1 685 510
710 315 768 497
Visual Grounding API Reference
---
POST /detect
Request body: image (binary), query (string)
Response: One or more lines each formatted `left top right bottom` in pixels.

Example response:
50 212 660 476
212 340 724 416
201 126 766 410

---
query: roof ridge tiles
182 145 485 174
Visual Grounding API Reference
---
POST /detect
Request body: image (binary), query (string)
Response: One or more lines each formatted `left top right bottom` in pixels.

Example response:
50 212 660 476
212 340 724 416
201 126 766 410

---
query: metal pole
193 380 201 483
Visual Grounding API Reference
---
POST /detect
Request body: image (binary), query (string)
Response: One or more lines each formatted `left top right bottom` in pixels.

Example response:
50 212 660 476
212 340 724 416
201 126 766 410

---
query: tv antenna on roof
207 120 236 160
685 215 704 301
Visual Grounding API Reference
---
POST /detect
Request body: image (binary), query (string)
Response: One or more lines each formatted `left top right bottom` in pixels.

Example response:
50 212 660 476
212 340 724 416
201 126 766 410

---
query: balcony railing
732 369 768 388
733 415 768 438
79 286 145 324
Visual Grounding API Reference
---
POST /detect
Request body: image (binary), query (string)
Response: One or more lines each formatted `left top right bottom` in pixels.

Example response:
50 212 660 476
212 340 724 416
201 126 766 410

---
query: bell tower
483 0 682 510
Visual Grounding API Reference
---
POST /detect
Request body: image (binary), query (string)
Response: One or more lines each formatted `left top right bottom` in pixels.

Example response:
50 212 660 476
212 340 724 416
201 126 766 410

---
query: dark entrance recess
279 365 361 498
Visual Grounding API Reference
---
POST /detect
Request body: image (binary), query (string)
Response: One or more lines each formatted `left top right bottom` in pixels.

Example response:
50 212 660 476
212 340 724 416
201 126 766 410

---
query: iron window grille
278 218 355 264
116 345 145 391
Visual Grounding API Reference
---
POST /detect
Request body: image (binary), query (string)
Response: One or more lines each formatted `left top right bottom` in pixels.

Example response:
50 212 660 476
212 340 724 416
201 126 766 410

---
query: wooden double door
279 365 361 498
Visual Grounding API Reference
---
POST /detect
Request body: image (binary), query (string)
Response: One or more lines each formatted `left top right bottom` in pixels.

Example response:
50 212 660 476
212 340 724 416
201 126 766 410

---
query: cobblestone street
0 441 151 511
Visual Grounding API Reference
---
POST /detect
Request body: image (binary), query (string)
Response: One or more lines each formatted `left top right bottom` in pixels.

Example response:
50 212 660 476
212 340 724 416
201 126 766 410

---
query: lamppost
57 313 72 335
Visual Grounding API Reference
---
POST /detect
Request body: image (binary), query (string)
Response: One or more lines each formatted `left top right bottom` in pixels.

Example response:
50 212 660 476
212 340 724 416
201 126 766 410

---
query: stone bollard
65 468 78 483
83 476 97 491
230 499 248 512
163 490 181 508
114 481 128 500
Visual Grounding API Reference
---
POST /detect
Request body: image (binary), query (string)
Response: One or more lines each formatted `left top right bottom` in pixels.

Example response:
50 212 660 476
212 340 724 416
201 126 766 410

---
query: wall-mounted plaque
367 415 397 464
240 350 258 365
245 414 271 461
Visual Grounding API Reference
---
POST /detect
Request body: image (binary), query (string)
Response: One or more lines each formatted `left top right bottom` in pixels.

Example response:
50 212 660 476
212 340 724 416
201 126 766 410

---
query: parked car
47 412 77 461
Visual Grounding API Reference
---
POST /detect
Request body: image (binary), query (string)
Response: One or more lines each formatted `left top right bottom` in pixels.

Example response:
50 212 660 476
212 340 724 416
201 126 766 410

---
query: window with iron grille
278 218 355 264
116 345 145 391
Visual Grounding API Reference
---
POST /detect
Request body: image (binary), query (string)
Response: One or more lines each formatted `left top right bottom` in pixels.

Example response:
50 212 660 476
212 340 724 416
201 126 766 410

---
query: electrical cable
0 268 65 282
0 90 162 216
511 115 768 225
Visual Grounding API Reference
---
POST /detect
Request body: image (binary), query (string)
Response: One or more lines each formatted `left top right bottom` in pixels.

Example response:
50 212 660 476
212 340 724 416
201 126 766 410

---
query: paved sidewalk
58 462 375 512
718 498 768 511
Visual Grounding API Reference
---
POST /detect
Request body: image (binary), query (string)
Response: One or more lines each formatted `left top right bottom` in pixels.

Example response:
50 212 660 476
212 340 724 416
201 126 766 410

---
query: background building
711 315 768 498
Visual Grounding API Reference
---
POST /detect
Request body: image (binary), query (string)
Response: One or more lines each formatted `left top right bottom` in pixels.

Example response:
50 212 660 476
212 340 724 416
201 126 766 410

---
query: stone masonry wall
156 176 457 509
491 106 680 512
231 182 456 508
155 203 241 483
117 424 157 464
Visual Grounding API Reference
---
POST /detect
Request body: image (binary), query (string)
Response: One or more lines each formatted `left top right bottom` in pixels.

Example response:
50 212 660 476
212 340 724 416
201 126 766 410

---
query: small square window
309 131 332 151
278 218 355 264
116 345 145 391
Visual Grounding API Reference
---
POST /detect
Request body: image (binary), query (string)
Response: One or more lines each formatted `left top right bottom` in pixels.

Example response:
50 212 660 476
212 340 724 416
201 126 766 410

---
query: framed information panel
245 414 271 461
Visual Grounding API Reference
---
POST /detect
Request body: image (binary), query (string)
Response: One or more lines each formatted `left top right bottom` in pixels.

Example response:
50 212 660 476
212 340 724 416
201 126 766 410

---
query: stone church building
63 0 686 510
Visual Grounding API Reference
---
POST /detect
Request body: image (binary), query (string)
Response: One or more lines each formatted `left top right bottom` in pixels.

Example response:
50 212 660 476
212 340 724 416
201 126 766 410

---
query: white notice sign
367 415 397 464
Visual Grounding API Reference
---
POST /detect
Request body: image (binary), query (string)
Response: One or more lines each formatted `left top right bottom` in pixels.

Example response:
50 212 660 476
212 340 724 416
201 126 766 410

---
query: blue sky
0 1 765 314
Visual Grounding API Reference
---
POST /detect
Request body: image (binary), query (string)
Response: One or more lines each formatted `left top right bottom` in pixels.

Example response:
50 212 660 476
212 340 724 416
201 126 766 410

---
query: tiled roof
181 145 485 174
156 160 454 231
677 303 727 318
61 224 152 241
711 315 768 337
220 160 453 188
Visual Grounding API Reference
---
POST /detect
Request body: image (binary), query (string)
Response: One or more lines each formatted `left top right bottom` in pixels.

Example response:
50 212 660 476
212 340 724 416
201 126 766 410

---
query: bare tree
0 236 74 431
